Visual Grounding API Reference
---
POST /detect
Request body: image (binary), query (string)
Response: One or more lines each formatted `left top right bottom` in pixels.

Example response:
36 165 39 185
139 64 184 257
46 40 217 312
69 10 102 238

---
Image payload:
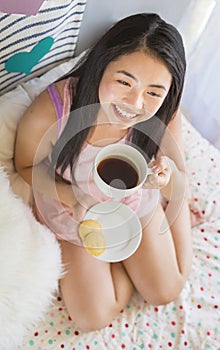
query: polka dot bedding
20 116 220 350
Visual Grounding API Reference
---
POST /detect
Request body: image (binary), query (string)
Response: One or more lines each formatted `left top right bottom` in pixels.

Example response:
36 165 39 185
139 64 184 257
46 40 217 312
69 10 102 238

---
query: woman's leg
123 200 192 305
59 240 134 332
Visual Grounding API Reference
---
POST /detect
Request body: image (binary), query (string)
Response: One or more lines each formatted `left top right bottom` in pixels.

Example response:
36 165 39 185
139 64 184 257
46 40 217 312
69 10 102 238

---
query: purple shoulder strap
47 84 63 135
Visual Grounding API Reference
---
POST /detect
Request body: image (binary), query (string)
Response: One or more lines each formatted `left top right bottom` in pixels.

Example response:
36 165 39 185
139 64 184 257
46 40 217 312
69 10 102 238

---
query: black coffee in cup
97 157 139 190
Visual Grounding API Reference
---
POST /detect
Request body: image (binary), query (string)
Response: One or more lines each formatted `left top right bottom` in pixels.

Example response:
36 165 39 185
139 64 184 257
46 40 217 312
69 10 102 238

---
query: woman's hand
143 156 172 190
71 184 97 225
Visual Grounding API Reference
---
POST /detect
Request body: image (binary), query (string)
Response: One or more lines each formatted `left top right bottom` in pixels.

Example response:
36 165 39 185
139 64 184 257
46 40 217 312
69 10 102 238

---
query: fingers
143 156 171 189
151 156 170 175
71 185 97 225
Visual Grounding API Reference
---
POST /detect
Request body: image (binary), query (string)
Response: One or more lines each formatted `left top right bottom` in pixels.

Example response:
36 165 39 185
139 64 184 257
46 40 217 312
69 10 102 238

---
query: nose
123 88 144 110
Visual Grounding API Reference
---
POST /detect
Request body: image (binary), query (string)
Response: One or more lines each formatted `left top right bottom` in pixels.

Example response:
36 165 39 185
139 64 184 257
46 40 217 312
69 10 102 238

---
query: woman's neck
86 124 129 147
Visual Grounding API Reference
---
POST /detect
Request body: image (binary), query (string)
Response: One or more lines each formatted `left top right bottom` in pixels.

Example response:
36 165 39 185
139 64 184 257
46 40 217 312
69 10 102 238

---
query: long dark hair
51 13 186 180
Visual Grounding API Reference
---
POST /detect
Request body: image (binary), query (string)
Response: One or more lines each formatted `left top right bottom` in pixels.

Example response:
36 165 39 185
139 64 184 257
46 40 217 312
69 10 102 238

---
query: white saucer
83 201 142 262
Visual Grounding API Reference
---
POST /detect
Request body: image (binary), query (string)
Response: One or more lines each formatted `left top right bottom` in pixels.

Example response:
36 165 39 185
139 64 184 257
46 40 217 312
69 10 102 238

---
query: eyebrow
116 70 167 91
148 84 167 91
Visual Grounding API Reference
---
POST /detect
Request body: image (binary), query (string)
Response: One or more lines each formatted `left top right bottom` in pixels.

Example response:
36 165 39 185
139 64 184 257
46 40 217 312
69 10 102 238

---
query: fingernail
153 167 159 173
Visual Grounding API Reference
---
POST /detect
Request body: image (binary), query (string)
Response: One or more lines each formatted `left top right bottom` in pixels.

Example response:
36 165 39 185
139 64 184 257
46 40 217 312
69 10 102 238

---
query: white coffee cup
93 143 154 199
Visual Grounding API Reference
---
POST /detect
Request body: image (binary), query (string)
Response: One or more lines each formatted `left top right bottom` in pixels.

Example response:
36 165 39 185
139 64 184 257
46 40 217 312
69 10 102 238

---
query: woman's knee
140 280 185 306
69 302 120 332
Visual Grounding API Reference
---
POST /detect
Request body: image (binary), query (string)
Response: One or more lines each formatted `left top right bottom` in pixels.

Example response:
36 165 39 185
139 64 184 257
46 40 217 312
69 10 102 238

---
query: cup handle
147 168 158 176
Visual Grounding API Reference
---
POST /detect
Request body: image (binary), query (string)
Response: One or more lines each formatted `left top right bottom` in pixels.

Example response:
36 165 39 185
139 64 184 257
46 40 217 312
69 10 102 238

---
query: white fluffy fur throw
0 168 63 350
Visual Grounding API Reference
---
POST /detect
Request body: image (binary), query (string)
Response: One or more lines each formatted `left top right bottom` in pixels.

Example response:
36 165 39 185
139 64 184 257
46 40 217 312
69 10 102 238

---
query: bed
0 1 220 349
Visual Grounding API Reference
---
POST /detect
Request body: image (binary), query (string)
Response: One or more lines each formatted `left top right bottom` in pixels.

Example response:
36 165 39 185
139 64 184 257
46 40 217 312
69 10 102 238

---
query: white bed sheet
19 116 220 350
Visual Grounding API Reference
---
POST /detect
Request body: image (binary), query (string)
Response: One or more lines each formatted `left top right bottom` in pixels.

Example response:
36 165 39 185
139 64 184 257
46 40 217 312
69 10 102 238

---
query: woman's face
98 50 172 128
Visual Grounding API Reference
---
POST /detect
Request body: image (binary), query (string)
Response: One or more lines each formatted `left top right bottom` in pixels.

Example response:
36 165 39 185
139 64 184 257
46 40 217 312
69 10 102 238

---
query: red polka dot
148 344 152 348
200 287 204 291
181 329 185 334
146 322 150 326
194 198 198 202
68 316 72 321
57 296 62 301
207 331 211 336
34 332 39 336
179 305 183 310
184 341 188 346
197 304 202 309
74 331 79 336
121 344 126 349
168 342 172 347
204 237 208 241
60 345 65 349
86 346 90 350
154 307 159 312
125 323 129 328
58 307 63 311
214 305 219 309
206 255 210 259
112 334 115 338
171 321 176 326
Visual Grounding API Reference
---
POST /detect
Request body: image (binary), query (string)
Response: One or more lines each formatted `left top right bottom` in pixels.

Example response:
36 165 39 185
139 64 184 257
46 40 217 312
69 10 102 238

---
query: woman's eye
147 91 159 97
117 80 130 86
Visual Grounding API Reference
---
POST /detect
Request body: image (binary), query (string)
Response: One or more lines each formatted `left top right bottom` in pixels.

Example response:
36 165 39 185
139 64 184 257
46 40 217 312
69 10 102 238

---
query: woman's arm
14 82 77 208
157 108 193 273
125 109 192 305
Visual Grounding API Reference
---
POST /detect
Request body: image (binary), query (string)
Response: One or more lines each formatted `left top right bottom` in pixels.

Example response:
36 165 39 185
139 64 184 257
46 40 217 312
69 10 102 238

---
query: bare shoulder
15 80 67 169
159 108 185 170
167 109 183 137
17 79 68 138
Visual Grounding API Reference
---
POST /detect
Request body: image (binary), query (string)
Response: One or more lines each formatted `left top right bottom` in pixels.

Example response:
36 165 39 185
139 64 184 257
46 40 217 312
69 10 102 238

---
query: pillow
179 1 220 150
0 0 87 94
0 53 84 205
177 0 216 58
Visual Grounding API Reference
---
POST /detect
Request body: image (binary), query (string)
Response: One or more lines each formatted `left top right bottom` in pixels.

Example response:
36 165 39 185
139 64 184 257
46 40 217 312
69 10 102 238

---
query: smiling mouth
114 104 138 119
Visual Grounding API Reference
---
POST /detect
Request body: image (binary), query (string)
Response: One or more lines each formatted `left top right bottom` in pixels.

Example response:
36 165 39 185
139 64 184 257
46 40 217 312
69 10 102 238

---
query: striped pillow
0 0 87 94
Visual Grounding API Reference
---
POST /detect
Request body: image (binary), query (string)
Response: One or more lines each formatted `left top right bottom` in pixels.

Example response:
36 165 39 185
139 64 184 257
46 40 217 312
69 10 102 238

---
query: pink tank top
33 78 159 244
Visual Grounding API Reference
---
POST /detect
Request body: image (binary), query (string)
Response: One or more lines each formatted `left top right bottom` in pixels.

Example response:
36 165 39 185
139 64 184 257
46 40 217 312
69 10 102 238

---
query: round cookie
83 231 106 256
78 219 102 239
78 219 106 257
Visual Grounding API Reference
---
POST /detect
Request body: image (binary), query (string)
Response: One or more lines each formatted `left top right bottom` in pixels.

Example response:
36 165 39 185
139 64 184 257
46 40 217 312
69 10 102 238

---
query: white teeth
115 104 136 119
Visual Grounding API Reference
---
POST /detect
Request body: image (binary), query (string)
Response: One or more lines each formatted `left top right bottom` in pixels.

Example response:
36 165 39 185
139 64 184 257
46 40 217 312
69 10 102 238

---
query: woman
15 13 192 331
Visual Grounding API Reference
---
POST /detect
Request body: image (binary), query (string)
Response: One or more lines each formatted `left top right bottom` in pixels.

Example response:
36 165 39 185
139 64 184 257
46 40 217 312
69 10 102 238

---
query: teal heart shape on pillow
5 36 54 75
